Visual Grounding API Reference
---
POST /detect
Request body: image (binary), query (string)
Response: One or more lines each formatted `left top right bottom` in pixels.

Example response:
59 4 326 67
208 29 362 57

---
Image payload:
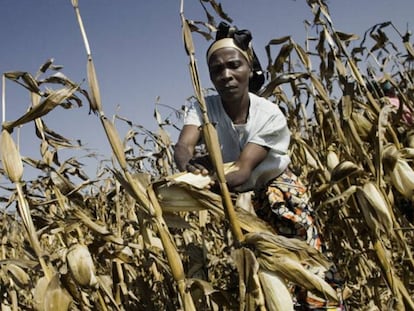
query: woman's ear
249 69 254 78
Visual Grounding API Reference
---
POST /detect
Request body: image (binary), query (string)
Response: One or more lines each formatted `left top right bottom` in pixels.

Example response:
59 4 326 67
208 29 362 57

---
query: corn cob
66 243 98 288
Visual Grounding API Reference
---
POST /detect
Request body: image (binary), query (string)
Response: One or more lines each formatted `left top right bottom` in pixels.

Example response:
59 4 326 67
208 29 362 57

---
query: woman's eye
228 61 241 69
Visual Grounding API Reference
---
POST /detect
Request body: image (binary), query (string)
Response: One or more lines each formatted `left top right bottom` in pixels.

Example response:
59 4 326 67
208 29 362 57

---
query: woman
174 25 320 248
174 25 338 309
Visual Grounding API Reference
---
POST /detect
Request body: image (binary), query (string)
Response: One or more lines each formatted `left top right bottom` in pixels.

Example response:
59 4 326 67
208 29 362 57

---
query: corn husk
0 130 23 183
244 232 332 271
33 275 72 311
258 270 294 311
326 148 340 172
355 182 393 236
244 232 338 303
66 243 98 288
390 158 414 200
351 111 373 140
43 274 72 311
5 263 30 288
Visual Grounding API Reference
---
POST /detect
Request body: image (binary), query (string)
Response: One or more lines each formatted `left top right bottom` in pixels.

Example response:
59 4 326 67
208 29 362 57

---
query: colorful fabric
253 168 321 250
253 168 344 310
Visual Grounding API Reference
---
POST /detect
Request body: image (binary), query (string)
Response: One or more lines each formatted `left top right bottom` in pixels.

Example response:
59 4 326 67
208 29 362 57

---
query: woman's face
208 47 251 103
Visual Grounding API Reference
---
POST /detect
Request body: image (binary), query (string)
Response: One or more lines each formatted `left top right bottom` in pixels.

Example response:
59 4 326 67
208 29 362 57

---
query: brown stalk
71 2 195 309
180 1 243 243
0 130 54 280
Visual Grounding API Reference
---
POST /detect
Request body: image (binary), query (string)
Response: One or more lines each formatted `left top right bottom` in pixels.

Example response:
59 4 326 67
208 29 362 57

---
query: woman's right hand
186 155 212 176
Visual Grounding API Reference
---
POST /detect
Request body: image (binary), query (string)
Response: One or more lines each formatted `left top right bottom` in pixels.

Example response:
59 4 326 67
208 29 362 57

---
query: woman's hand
186 155 212 175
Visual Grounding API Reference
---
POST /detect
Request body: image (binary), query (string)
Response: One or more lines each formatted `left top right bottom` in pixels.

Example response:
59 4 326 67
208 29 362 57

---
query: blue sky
1 0 413 178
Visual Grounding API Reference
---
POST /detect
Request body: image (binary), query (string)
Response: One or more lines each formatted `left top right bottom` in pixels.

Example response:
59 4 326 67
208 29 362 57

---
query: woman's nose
220 68 232 80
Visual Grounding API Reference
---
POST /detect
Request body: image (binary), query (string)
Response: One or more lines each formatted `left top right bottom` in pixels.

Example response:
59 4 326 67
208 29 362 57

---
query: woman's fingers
187 160 210 175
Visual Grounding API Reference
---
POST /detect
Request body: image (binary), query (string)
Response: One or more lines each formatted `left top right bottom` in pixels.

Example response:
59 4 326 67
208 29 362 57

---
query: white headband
206 38 252 63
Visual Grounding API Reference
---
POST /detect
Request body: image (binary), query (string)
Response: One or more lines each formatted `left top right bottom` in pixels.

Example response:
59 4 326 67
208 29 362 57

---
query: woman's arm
225 142 268 189
174 124 207 173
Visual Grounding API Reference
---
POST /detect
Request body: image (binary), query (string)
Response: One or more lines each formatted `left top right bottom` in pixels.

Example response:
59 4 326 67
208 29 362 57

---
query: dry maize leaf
37 58 55 75
2 86 78 131
163 213 192 229
232 247 265 310
155 180 223 214
294 43 311 70
96 275 118 308
66 243 98 288
245 232 331 271
321 185 357 208
72 207 124 245
234 207 276 235
0 130 23 183
5 263 30 288
188 279 235 309
310 73 331 105
257 255 338 303
400 147 414 159
330 160 362 184
355 187 384 235
43 274 72 311
101 116 127 170
4 71 26 81
335 31 359 42
87 57 103 114
181 17 195 56
269 43 294 75
33 276 49 311
258 270 294 311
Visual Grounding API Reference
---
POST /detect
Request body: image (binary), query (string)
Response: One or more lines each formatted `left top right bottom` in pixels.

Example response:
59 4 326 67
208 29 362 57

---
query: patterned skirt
253 168 321 250
252 168 344 310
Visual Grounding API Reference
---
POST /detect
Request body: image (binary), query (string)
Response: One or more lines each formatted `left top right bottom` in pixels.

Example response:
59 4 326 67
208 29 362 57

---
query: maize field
0 0 413 310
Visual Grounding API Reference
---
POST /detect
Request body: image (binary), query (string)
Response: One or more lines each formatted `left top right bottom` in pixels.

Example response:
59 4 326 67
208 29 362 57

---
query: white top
184 92 291 191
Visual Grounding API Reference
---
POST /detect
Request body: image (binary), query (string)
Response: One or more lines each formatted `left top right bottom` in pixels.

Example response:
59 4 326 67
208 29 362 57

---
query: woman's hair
207 22 265 93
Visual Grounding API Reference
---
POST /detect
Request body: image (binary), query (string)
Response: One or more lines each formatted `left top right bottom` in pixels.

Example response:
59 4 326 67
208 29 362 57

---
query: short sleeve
183 102 203 127
249 110 290 155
